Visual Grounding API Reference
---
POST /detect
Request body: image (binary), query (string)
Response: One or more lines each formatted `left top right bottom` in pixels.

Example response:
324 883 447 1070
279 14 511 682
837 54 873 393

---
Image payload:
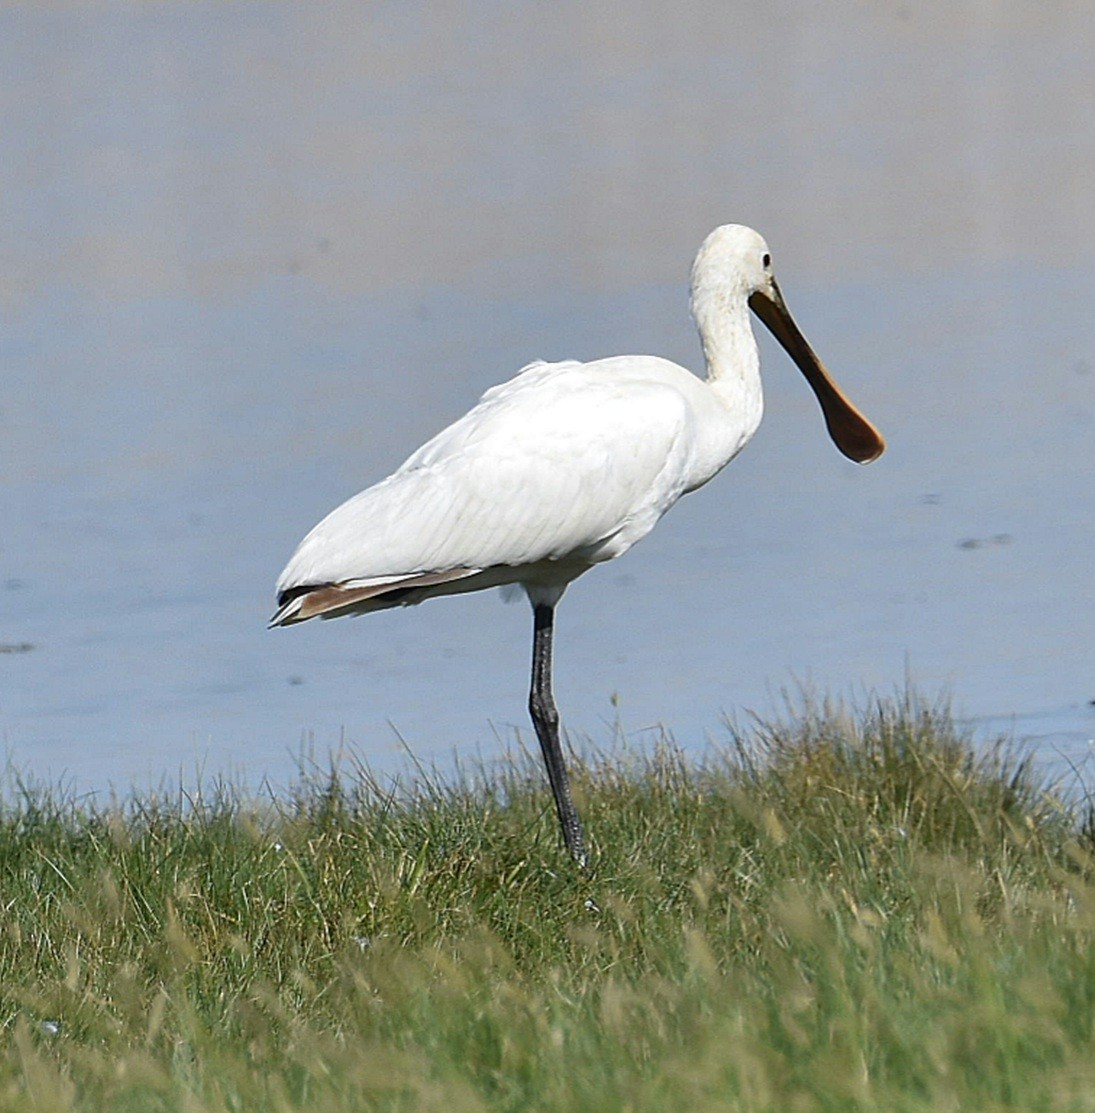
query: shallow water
1 2 1092 795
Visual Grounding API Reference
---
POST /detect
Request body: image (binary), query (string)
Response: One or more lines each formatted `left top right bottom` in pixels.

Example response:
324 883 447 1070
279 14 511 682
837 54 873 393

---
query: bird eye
762 253 771 268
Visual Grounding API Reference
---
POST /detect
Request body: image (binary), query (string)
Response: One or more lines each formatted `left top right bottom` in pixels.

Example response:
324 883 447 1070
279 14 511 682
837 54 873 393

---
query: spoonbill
271 224 885 866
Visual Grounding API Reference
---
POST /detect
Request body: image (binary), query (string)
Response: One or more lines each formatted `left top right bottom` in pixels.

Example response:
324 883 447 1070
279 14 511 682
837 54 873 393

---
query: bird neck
691 286 763 409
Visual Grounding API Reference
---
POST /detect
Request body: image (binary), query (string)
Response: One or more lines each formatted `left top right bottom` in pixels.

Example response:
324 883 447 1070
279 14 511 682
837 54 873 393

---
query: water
1 2 1092 795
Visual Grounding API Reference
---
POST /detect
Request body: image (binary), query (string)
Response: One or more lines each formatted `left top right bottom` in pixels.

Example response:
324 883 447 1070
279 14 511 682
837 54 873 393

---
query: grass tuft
0 693 1093 1110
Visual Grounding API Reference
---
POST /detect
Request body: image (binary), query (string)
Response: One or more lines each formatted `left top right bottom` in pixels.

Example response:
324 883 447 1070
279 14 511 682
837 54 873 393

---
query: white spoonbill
271 224 885 866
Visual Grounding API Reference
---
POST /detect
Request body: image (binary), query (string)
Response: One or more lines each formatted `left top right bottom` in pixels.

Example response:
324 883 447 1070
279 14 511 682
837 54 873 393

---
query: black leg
529 602 588 867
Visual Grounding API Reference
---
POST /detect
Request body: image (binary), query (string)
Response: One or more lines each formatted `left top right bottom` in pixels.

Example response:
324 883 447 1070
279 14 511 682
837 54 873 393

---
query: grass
2 692 1095 1110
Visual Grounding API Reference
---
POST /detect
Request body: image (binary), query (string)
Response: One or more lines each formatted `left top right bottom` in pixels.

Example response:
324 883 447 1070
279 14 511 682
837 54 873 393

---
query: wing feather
275 357 696 598
270 567 481 626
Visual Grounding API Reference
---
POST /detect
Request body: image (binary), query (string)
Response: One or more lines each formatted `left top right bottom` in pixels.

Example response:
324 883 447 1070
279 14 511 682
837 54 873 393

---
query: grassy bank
2 694 1094 1110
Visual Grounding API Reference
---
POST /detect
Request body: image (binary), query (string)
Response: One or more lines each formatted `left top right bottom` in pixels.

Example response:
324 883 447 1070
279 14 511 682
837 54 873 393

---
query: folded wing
273 358 694 623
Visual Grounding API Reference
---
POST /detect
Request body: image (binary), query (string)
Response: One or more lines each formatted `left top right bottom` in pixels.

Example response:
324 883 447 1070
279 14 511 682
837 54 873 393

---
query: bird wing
275 358 695 598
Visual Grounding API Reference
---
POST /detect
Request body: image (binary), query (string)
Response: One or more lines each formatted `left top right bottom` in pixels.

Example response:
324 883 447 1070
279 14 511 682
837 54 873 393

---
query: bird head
693 224 885 465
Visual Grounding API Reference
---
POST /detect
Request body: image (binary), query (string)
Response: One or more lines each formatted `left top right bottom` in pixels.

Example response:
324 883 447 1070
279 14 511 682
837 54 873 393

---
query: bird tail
269 567 483 628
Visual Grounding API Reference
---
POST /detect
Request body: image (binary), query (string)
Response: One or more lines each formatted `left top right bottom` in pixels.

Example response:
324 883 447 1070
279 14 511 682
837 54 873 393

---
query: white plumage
271 224 885 864
275 355 749 613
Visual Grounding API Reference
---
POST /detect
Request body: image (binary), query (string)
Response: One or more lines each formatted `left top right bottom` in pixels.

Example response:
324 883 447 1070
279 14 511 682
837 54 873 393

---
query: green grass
2 692 1095 1111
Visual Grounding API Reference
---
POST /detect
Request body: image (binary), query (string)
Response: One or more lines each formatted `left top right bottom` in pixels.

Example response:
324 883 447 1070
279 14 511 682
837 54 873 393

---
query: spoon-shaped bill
749 283 885 464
